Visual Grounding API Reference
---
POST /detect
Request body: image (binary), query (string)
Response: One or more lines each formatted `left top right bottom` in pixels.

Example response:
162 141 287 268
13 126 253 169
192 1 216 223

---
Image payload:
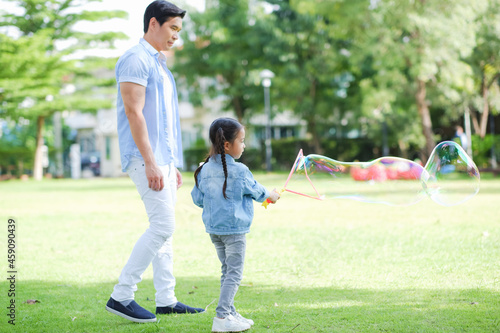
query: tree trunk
232 96 244 124
307 117 323 154
33 116 45 181
415 79 435 163
18 160 24 177
308 78 323 154
479 75 489 138
398 139 409 159
469 106 481 134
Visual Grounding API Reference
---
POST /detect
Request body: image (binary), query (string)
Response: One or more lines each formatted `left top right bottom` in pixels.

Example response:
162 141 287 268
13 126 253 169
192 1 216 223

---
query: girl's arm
191 184 204 208
243 169 270 202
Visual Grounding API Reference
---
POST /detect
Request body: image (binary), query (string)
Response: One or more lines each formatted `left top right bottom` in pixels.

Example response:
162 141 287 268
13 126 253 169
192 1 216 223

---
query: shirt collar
158 51 168 64
139 38 159 57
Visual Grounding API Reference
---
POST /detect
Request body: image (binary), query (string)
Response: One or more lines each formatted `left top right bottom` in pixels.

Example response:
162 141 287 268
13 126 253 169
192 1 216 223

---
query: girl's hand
268 188 281 203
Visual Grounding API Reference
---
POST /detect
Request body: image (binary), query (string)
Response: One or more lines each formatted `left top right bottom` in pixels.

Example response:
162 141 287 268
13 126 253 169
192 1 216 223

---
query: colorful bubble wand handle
262 188 285 209
262 149 323 209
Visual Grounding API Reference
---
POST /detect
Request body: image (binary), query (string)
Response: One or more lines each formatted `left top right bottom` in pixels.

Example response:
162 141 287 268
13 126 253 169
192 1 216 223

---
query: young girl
191 118 280 332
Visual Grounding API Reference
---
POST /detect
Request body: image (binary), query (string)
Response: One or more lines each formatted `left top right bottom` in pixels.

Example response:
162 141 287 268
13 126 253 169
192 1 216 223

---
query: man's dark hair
144 1 186 33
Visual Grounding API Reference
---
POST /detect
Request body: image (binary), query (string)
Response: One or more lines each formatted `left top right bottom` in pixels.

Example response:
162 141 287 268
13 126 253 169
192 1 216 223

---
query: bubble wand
262 141 480 208
262 149 324 208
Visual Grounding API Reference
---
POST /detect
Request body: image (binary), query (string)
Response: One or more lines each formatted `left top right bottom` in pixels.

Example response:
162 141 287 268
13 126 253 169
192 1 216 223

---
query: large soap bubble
423 141 480 206
285 141 479 206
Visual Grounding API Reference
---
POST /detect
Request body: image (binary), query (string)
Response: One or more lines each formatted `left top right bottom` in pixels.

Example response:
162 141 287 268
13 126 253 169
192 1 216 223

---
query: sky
0 0 205 57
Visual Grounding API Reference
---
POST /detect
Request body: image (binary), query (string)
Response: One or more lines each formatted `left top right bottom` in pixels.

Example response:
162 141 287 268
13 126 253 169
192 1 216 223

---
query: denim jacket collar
211 154 235 164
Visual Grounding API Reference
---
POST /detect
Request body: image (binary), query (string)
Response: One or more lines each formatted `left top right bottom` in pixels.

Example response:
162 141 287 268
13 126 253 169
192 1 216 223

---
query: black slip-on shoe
156 301 205 314
106 297 157 323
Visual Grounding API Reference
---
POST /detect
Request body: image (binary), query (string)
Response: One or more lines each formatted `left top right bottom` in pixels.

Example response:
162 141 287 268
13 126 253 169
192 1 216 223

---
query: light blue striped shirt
116 38 183 172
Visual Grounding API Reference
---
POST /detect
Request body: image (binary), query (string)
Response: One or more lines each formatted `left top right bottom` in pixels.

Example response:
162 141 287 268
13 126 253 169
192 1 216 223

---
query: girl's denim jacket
191 154 269 235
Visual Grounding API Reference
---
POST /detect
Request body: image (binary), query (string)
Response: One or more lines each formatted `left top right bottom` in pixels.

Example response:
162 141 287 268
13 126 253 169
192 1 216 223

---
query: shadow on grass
3 277 500 332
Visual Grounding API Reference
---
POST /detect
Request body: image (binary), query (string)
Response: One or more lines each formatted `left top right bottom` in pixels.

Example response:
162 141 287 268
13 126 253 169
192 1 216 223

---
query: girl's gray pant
210 234 246 318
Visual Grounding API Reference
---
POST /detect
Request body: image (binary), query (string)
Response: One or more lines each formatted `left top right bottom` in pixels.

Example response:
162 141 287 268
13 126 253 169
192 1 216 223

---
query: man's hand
175 168 183 190
146 162 164 191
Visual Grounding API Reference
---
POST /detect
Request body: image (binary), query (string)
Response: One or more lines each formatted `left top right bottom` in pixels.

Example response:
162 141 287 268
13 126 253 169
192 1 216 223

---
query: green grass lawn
0 173 499 332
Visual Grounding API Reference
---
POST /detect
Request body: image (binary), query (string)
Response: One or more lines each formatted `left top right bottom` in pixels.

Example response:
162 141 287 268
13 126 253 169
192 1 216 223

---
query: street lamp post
260 69 275 172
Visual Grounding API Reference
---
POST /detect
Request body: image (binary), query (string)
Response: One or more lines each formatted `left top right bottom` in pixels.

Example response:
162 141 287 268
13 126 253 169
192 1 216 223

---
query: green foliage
471 134 500 168
462 0 500 137
290 0 494 159
0 119 36 175
184 147 208 171
271 137 376 171
263 0 350 152
184 147 264 172
174 0 268 121
0 0 127 44
0 0 127 119
271 137 310 170
0 0 127 175
239 147 263 170
0 31 71 119
174 0 499 167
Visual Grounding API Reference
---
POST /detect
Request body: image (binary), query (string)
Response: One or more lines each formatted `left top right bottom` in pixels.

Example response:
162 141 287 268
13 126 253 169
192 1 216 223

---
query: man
105 1 204 323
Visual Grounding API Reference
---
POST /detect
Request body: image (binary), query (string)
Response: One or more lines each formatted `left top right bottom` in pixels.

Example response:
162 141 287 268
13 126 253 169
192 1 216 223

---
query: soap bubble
423 141 480 206
285 141 479 206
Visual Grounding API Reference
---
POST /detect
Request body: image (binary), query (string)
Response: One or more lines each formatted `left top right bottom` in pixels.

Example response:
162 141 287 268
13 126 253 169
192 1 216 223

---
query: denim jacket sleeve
242 169 269 203
191 183 204 208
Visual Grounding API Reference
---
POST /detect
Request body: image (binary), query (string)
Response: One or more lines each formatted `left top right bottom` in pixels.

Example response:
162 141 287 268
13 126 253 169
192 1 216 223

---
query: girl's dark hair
144 1 186 33
194 118 243 199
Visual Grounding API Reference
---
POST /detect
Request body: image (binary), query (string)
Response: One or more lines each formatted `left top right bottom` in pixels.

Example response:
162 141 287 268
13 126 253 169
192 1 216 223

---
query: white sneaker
212 314 251 332
233 312 254 326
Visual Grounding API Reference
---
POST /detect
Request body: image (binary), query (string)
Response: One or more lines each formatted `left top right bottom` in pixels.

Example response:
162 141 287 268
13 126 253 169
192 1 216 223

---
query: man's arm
121 82 164 191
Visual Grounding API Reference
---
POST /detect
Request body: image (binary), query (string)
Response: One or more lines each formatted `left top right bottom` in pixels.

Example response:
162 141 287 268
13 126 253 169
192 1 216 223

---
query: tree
465 0 500 138
0 114 36 177
174 0 269 123
0 0 127 179
177 0 354 155
292 0 487 162
263 0 351 154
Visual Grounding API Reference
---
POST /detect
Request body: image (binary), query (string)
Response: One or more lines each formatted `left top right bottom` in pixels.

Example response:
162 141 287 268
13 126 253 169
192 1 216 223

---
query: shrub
183 147 208 171
471 134 500 168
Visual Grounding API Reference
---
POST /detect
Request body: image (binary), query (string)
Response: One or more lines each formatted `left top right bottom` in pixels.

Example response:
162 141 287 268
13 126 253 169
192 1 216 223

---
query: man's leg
153 163 205 315
152 164 177 307
152 237 177 305
107 159 175 322
111 229 171 302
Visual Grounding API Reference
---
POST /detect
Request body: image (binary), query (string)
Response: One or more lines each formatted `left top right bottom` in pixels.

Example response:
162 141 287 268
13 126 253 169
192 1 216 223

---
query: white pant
111 157 178 307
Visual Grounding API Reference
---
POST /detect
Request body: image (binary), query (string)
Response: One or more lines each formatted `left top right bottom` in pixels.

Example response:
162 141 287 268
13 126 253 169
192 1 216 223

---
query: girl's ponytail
196 117 242 200
216 127 229 199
